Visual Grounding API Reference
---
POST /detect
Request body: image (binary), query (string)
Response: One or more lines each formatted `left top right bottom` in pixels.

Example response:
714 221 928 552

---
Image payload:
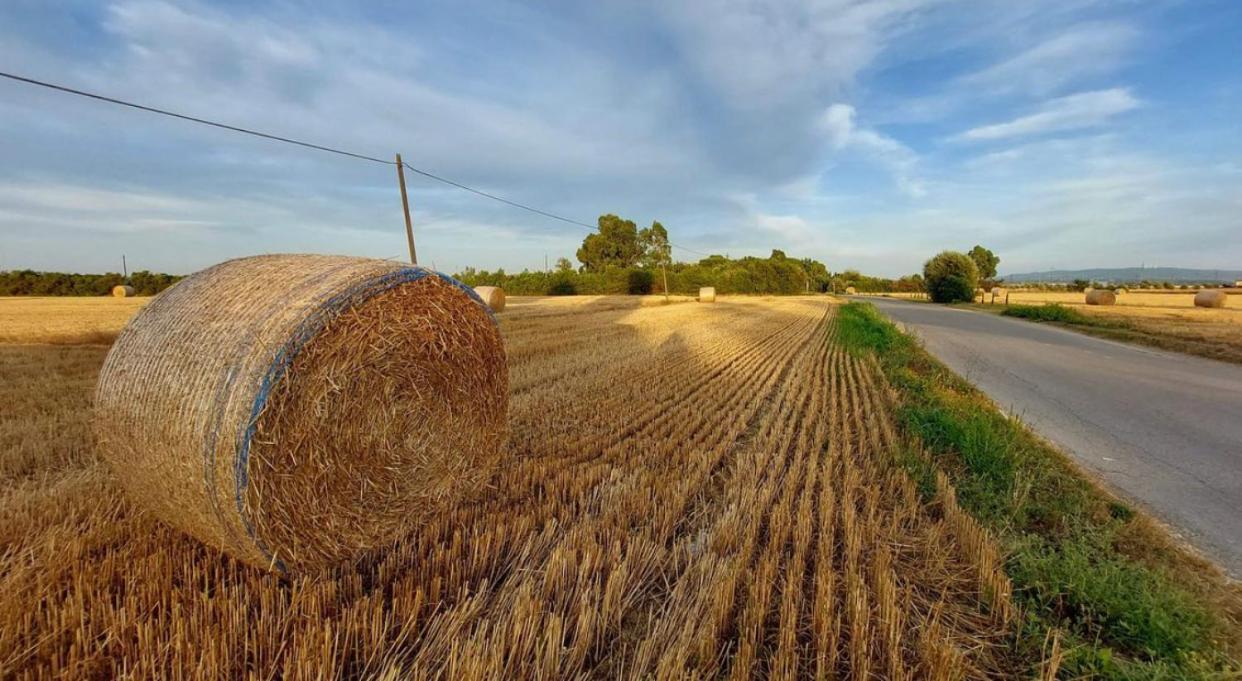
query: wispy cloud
821 104 925 197
955 88 1140 142
959 22 1139 96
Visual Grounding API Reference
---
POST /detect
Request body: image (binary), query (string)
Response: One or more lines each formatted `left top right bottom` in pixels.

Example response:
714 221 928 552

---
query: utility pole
122 254 127 279
395 153 417 265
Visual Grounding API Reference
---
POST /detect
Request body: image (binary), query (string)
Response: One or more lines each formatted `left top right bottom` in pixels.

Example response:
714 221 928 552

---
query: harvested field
0 296 148 344
868 290 1242 363
1 296 1023 679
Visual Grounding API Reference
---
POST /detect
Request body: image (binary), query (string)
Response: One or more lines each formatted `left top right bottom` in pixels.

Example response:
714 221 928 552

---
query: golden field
0 296 149 344
1 295 1023 679
1003 289 1242 312
4 294 1240 679
868 290 1242 363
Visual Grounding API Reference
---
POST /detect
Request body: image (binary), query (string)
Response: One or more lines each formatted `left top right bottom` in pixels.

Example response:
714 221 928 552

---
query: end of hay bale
94 254 508 573
472 286 506 312
698 286 716 303
845 286 857 295
1085 289 1116 306
1194 289 1227 308
112 285 135 297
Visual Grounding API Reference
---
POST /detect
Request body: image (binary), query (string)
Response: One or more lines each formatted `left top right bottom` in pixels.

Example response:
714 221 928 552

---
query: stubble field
870 290 1242 363
1 295 1026 679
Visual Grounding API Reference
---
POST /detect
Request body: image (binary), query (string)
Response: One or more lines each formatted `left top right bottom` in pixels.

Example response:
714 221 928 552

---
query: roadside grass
838 301 1242 679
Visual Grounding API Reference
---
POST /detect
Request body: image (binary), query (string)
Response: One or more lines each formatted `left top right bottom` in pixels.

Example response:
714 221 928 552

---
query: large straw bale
1194 289 1227 308
472 286 506 312
698 286 716 303
112 285 135 297
1085 289 1116 305
94 254 507 573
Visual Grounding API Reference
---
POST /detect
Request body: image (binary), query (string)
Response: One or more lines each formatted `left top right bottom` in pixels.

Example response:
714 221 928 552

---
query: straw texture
698 286 717 303
112 285 135 297
94 254 507 573
1085 290 1116 306
1194 290 1227 308
473 286 506 312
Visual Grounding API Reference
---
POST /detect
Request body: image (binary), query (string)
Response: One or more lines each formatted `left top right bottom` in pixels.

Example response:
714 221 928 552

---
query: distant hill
1001 267 1242 284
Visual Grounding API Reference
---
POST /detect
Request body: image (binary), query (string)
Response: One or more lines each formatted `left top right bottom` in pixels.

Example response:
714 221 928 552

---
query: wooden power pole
395 153 417 265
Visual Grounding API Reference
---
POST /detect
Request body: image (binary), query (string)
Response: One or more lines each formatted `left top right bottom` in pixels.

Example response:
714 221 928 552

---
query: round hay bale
991 287 1006 296
1085 289 1116 306
845 286 857 295
698 286 716 303
94 254 507 573
472 285 506 312
112 285 135 297
1115 288 1127 295
1194 289 1227 308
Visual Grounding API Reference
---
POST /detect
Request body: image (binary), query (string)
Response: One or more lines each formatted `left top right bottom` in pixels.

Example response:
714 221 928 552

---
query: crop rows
0 297 1015 679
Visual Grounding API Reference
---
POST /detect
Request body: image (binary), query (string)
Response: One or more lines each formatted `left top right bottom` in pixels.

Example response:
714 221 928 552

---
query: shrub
627 269 654 295
1001 304 1087 323
923 251 979 303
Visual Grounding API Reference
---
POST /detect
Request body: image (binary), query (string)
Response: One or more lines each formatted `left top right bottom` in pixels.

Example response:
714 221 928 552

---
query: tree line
456 214 836 296
0 270 182 296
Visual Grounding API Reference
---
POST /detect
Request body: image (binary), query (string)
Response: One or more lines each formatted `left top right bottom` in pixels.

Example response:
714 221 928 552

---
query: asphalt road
860 297 1242 577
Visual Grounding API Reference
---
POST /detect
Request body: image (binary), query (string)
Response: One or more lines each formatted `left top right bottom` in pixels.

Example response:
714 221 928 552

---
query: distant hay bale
1194 289 1227 308
472 285 506 312
112 285 135 297
845 286 857 295
94 254 507 573
1115 288 1127 294
1085 289 1116 306
991 287 1006 296
698 286 716 303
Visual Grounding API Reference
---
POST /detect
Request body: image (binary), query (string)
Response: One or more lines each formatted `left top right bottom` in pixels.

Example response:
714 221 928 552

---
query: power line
0 71 392 166
0 69 716 257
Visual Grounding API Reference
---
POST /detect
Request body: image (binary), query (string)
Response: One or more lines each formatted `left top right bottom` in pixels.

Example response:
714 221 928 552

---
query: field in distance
872 289 1242 363
0 296 148 344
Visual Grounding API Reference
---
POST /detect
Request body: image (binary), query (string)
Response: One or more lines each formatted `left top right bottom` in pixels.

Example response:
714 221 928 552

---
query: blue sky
1 0 1238 277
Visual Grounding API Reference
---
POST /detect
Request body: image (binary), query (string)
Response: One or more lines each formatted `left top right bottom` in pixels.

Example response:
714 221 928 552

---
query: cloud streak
955 88 1140 141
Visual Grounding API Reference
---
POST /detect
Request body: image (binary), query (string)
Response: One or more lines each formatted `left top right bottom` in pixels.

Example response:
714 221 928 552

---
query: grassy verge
838 301 1241 679
980 303 1242 365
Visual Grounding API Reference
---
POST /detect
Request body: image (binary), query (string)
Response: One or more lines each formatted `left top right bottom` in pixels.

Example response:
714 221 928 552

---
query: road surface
860 296 1242 576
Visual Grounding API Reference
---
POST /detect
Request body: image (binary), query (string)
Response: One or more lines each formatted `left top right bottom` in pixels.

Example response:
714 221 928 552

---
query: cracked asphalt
860 296 1242 577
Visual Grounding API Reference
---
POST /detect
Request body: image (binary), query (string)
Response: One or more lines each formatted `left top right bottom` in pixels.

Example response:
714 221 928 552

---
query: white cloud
821 104 926 197
956 88 1139 141
960 22 1139 96
651 0 932 108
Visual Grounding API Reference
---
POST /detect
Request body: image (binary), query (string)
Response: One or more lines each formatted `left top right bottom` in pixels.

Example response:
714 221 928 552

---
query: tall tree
967 245 1000 280
638 221 673 297
577 214 642 271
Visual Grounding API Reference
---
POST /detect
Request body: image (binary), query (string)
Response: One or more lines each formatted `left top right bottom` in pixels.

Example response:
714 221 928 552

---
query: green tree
638 221 672 295
799 258 830 292
967 245 1000 280
923 251 979 303
555 257 574 273
577 214 641 271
